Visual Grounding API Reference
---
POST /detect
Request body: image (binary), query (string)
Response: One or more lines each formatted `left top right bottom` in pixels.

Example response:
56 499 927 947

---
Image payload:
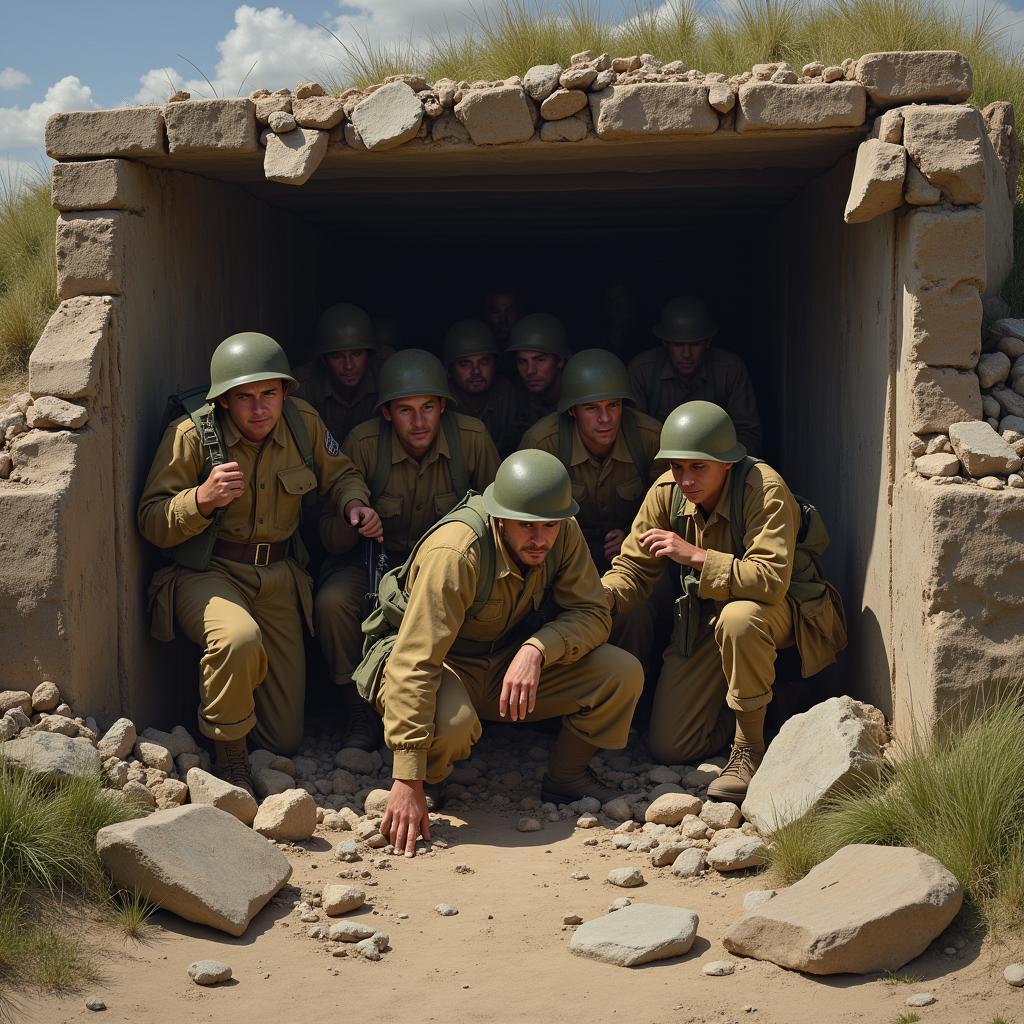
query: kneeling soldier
601 402 798 803
363 450 644 856
138 333 380 794
316 349 500 750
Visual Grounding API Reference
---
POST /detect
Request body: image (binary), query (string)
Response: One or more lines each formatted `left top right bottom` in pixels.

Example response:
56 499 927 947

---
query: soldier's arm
137 422 209 549
525 521 611 665
320 427 371 553
698 477 797 605
601 480 672 612
382 532 478 781
308 411 370 515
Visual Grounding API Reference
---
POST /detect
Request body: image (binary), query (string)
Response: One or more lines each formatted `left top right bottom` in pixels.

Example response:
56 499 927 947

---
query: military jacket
452 374 527 457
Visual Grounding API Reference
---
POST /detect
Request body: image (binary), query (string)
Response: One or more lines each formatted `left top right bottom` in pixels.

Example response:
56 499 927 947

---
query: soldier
506 312 572 430
138 333 381 794
519 349 664 665
366 450 644 855
629 296 762 454
443 319 526 457
482 287 523 345
601 401 799 803
315 349 500 750
294 303 393 447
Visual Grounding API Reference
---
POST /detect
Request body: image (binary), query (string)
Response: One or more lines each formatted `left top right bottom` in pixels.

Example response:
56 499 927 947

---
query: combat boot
215 738 255 798
339 685 384 752
540 728 620 806
706 706 766 804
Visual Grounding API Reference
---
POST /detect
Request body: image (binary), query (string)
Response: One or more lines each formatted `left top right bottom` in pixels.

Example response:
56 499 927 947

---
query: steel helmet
207 332 297 401
376 348 454 407
505 312 572 359
557 348 634 413
442 319 499 365
653 296 718 346
483 449 579 521
313 303 375 355
656 401 746 462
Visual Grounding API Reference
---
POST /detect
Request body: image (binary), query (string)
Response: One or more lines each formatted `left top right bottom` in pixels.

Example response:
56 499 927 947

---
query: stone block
736 82 866 132
982 100 1019 202
855 51 972 106
644 792 702 825
706 835 769 872
570 903 699 967
540 88 588 120
292 95 345 130
253 789 317 840
844 139 907 224
523 64 562 103
96 805 292 936
2 731 102 780
902 104 986 205
55 212 127 300
908 364 982 433
722 844 962 974
27 396 88 430
264 128 328 186
351 82 424 151
163 98 259 155
51 159 146 212
742 696 886 833
455 86 536 146
30 297 115 402
45 108 166 160
915 452 960 477
540 116 588 142
589 83 718 138
948 420 1022 478
186 767 258 825
904 160 941 205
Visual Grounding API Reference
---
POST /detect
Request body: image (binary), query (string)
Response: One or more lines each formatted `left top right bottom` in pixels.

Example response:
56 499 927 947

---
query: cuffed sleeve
390 749 428 781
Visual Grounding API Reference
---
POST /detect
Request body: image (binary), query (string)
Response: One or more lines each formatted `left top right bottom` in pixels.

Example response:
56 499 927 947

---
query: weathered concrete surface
51 159 146 212
163 98 259 155
948 420 1021 477
844 139 906 223
55 212 129 299
29 296 115 400
45 108 166 160
981 100 1018 203
902 104 986 205
907 364 983 434
855 51 972 106
589 83 719 138
980 123 1014 296
736 82 866 132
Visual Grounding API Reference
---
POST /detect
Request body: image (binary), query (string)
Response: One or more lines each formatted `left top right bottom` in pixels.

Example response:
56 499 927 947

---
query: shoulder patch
325 430 340 456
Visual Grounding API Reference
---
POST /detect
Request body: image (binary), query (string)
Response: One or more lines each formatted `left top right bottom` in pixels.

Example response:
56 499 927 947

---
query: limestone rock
151 778 188 809
1004 963 1024 987
589 83 718 139
2 731 102 781
722 844 963 974
351 82 423 151
455 86 535 146
268 110 296 133
0 691 32 716
993 318 1024 342
163 98 258 155
699 801 742 831
322 885 366 916
45 108 166 160
570 903 699 967
31 681 61 712
98 718 136 761
905 160 942 205
949 420 1022 478
363 788 390 816
134 740 173 773
736 82 866 132
706 835 769 872
670 847 707 877
977 351 1011 388
607 867 645 888
255 94 291 125
855 51 972 106
333 747 381 774
187 960 232 985
650 842 694 867
915 453 960 478
703 959 736 976
254 767 294 799
743 889 776 912
27 396 88 430
742 696 886 833
294 82 325 100
540 88 588 120
844 139 907 224
329 920 376 942
540 116 588 142
96 805 292 937
872 108 904 144
253 789 317 841
645 792 703 825
435 903 459 916
432 112 470 144
523 64 563 103
602 797 633 822
141 726 197 759
902 104 986 205
292 95 345 130
186 767 258 825
264 128 328 187
708 81 735 113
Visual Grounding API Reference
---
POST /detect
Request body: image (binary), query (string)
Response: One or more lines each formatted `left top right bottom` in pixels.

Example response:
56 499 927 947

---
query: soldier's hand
639 529 706 570
196 462 244 516
381 779 431 857
500 644 543 722
345 501 383 541
603 528 626 563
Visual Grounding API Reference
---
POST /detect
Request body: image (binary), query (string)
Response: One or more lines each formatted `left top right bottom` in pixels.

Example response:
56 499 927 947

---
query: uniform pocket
434 491 458 517
376 493 404 524
471 598 504 623
614 478 645 502
275 466 318 530
571 481 587 502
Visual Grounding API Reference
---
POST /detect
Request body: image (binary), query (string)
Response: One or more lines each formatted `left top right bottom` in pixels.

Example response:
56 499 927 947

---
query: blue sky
2 0 1023 178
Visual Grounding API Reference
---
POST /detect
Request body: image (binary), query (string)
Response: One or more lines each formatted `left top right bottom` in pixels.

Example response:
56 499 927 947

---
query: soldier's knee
214 618 263 666
435 699 480 751
714 600 765 643
649 728 702 767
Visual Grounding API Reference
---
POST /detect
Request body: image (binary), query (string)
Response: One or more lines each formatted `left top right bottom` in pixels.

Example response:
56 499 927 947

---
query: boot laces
721 745 757 780
221 744 251 787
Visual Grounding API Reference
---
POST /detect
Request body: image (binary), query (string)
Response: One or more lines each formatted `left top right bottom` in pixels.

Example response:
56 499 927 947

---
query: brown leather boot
541 728 620 806
339 685 384 752
706 707 766 804
215 738 255 798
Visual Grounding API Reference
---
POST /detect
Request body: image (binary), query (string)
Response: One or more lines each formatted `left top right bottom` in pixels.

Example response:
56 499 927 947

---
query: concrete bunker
1 49 1021 742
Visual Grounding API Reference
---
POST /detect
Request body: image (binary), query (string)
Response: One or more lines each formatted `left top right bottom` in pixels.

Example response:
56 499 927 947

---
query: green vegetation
894 1014 922 1024
882 970 925 985
767 692 1024 935
108 887 157 940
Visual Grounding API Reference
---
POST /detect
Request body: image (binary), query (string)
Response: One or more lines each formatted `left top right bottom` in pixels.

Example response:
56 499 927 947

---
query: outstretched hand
499 644 543 722
381 779 431 857
345 501 383 541
639 529 705 570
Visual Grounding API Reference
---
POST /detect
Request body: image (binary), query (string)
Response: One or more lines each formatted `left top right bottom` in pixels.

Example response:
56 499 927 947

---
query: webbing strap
442 412 470 500
370 420 393 506
282 398 314 471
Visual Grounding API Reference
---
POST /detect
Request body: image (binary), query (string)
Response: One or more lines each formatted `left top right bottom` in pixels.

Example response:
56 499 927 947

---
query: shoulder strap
282 397 314 470
670 482 685 524
729 456 760 557
370 419 393 505
620 408 649 484
556 413 574 469
442 412 470 500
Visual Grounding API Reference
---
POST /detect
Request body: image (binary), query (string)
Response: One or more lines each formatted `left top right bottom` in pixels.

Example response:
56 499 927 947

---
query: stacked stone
0 391 89 482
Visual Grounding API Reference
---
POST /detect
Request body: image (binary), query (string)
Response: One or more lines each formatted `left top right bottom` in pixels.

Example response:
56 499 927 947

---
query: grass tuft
882 970 925 984
108 888 157 940
895 1014 922 1024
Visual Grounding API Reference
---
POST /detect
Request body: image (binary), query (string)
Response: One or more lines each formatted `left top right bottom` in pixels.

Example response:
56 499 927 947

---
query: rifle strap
370 419 393 506
441 412 470 500
620 407 649 484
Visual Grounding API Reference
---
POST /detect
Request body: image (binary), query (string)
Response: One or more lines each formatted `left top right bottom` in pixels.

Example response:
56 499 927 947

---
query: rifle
362 539 390 615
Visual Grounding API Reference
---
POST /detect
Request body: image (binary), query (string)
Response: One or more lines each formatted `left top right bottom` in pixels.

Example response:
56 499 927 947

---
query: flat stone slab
949 420 1022 478
2 731 102 780
722 844 963 974
455 86 536 146
844 139 907 223
855 51 972 106
570 903 699 967
264 127 328 186
589 83 718 138
902 104 985 205
163 98 259 155
45 108 166 160
96 805 292 937
736 82 866 132
351 81 423 151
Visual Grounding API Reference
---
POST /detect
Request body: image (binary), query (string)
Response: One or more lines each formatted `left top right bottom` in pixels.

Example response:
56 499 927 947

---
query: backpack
352 492 561 704
556 407 650 485
159 387 314 572
368 411 469 505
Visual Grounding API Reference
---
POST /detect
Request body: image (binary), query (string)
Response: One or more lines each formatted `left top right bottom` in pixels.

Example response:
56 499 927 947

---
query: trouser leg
314 563 368 685
715 599 793 713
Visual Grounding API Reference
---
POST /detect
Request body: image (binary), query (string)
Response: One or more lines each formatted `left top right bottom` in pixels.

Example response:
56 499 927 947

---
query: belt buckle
254 543 271 567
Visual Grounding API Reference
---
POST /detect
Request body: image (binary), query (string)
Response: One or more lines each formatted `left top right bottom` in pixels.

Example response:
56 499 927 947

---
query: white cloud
0 75 97 152
0 67 31 90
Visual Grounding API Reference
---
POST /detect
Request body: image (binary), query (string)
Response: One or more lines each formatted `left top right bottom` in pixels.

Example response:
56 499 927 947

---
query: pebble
187 960 232 986
570 870 590 880
702 960 736 976
607 866 645 888
742 889 776 912
435 903 459 916
608 897 632 911
334 839 360 862
576 813 599 829
85 996 106 1011
517 816 542 832
1004 963 1024 987
563 914 583 925
905 994 936 1007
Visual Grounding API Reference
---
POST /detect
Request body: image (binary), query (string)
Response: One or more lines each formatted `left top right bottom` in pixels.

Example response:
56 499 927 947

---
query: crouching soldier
138 333 380 794
315 349 500 750
602 401 844 803
355 450 644 855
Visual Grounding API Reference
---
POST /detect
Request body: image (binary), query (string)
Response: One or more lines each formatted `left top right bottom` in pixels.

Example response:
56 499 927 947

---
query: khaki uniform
378 515 644 782
628 347 762 455
138 398 369 753
294 349 392 446
515 390 559 439
520 410 666 665
452 374 526 457
316 411 501 685
602 463 798 764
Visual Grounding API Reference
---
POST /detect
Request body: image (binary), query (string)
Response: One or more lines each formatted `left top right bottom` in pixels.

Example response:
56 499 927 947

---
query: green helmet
506 312 572 359
653 296 718 346
314 303 374 355
442 319 499 366
557 348 634 413
656 401 746 463
207 332 297 401
376 348 454 407
483 449 579 521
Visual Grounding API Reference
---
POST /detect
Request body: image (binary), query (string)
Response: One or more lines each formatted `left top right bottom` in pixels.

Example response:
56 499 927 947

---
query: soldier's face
670 459 731 510
484 292 521 341
450 353 496 395
218 380 286 443
667 340 709 380
324 349 369 389
382 395 445 458
571 399 623 456
516 351 564 395
499 519 562 569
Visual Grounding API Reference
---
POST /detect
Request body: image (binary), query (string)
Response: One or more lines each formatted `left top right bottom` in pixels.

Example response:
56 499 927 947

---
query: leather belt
212 539 289 566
